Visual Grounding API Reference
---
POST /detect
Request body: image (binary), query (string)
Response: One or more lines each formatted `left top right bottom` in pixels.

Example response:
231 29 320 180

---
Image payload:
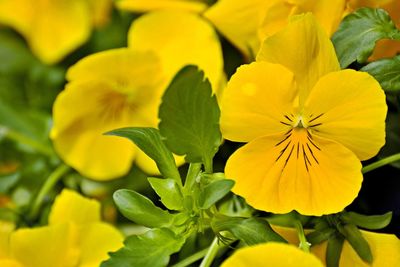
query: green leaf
0 172 20 193
361 55 400 91
212 215 286 245
158 65 222 172
332 7 400 68
337 224 373 263
341 211 392 230
326 234 345 267
101 228 185 267
106 127 181 183
198 179 234 209
306 228 336 246
113 189 174 228
148 178 183 210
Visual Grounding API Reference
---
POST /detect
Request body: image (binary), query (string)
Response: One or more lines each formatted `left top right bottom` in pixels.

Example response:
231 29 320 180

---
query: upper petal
220 61 297 142
303 69 387 160
116 0 207 13
49 189 101 225
204 0 274 57
259 0 346 40
225 130 362 216
128 10 225 95
221 242 324 267
257 13 340 104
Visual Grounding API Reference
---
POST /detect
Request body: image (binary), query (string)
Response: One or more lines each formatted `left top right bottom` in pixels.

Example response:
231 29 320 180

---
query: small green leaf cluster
306 211 392 267
103 66 286 267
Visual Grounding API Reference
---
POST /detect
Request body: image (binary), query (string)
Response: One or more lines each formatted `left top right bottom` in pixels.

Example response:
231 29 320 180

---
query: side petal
78 222 123 267
0 221 14 258
221 242 324 267
257 13 340 104
48 189 101 225
225 131 362 216
10 224 79 267
204 0 274 57
0 0 33 37
128 10 225 94
304 70 387 161
220 61 298 142
0 259 24 267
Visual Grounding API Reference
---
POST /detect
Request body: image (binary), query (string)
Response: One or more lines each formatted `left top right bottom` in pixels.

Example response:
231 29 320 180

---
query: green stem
29 164 70 219
171 248 209 267
204 156 213 174
184 163 202 192
294 220 310 253
362 153 400 174
5 128 54 157
199 237 220 267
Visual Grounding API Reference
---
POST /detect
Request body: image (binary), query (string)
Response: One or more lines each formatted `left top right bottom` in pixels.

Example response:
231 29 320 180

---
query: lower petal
225 132 362 216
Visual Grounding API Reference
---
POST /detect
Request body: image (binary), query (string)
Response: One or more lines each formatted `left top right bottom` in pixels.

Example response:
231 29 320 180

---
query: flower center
275 113 325 172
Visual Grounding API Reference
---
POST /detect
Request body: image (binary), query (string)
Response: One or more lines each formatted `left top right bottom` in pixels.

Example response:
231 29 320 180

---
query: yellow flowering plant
1 1 400 267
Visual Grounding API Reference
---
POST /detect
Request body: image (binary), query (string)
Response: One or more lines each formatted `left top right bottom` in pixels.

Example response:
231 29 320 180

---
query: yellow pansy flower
0 189 123 267
221 242 324 267
204 0 346 58
273 225 400 266
0 0 112 64
346 0 400 60
51 10 224 180
116 0 208 13
220 14 387 215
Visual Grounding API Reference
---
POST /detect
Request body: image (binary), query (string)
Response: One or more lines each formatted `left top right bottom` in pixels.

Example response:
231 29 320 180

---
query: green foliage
332 8 400 68
212 215 286 246
148 178 184 211
158 66 222 172
362 55 400 91
101 228 185 267
326 234 345 267
198 179 234 209
337 224 372 263
340 211 392 230
113 189 174 228
106 127 181 183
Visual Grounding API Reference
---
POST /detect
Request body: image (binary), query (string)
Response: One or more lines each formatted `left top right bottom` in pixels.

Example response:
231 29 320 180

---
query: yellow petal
204 0 274 57
128 10 224 94
79 222 123 267
51 49 164 180
0 0 34 36
87 0 113 27
220 61 297 142
257 13 340 104
135 148 185 175
304 70 387 161
221 242 324 267
273 225 400 267
226 130 362 216
10 224 79 267
0 221 14 258
0 259 24 267
259 0 346 41
49 189 101 225
0 0 91 64
117 0 207 13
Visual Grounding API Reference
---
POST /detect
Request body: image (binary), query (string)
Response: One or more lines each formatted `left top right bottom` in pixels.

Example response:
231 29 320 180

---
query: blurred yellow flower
205 0 346 58
346 0 400 60
117 0 208 13
274 225 400 266
221 242 324 267
51 10 224 180
0 189 123 267
221 14 387 215
0 0 112 64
